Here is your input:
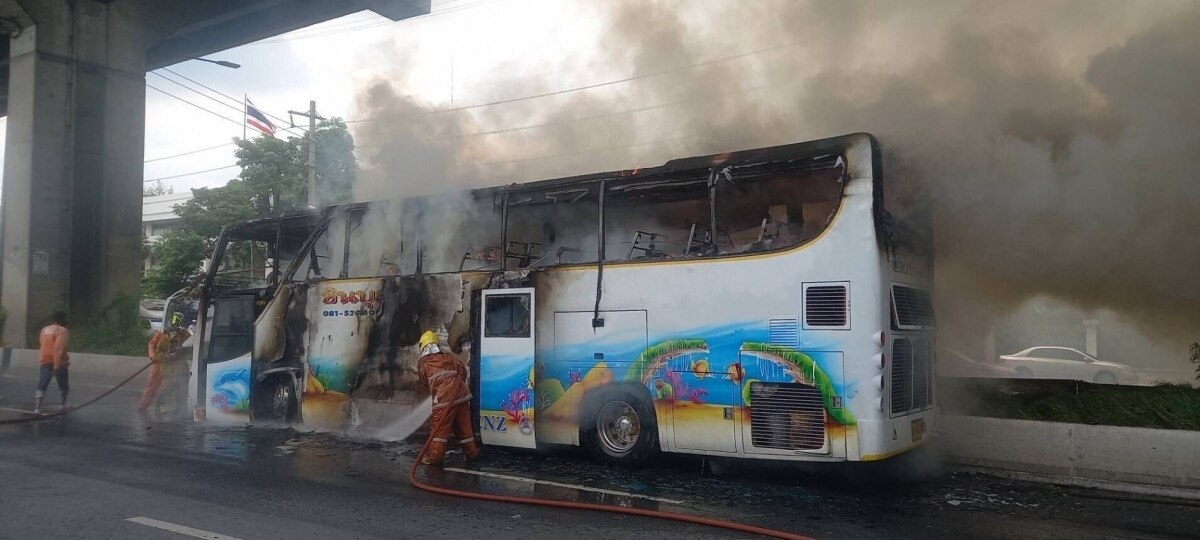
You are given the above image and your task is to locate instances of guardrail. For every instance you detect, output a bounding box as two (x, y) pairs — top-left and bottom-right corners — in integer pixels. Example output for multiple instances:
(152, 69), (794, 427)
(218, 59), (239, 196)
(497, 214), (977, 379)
(940, 414), (1200, 498)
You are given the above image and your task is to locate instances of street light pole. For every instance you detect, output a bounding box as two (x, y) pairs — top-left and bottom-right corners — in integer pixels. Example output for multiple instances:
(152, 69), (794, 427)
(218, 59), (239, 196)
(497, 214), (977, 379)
(307, 100), (317, 208)
(194, 57), (241, 69)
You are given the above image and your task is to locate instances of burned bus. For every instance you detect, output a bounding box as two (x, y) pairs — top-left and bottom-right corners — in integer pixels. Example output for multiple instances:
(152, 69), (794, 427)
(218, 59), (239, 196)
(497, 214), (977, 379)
(188, 132), (935, 465)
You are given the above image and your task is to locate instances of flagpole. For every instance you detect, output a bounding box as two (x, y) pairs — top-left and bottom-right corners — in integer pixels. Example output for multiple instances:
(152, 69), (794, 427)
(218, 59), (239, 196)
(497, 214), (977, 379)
(242, 94), (248, 140)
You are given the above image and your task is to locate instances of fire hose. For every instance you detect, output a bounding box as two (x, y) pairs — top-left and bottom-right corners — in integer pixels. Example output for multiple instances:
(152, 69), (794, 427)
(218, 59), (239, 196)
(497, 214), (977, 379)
(408, 431), (815, 540)
(2, 363), (812, 538)
(0, 362), (152, 425)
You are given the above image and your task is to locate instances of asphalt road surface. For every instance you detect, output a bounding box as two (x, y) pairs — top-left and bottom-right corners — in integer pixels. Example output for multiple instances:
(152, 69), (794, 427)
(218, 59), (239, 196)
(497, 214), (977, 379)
(1, 371), (1197, 539)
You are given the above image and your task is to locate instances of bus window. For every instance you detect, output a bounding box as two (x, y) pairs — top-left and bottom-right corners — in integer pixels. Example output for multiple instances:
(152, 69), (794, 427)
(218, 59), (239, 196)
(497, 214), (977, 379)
(208, 296), (254, 364)
(210, 238), (272, 292)
(715, 159), (845, 254)
(343, 203), (402, 278)
(484, 294), (532, 338)
(603, 173), (712, 261)
(290, 225), (333, 283)
(505, 186), (599, 268)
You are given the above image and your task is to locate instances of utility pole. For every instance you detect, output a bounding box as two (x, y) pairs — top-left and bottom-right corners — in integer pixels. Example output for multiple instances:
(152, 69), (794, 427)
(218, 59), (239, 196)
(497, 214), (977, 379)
(288, 101), (323, 207)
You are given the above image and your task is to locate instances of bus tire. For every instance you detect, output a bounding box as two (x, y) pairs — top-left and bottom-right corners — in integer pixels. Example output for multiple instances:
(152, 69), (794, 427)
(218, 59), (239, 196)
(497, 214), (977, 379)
(254, 374), (297, 424)
(581, 385), (657, 467)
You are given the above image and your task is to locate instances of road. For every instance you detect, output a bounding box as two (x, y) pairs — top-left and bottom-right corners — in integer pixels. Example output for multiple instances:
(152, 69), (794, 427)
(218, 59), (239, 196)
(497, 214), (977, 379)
(1, 371), (1197, 539)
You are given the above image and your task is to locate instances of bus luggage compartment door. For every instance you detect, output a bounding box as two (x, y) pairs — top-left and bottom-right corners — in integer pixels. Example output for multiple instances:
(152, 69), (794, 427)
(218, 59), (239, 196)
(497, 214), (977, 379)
(478, 288), (537, 449)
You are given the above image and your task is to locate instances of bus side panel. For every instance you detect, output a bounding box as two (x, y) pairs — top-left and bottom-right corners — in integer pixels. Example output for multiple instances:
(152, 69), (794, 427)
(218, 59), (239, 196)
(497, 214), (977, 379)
(300, 278), (384, 428)
(535, 310), (648, 446)
(529, 135), (880, 462)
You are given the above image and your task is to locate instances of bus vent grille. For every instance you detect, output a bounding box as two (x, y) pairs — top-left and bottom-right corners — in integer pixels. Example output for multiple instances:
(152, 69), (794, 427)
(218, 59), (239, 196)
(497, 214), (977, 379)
(768, 318), (799, 348)
(912, 339), (933, 409)
(805, 285), (848, 328)
(892, 285), (935, 329)
(891, 338), (933, 414)
(749, 382), (826, 450)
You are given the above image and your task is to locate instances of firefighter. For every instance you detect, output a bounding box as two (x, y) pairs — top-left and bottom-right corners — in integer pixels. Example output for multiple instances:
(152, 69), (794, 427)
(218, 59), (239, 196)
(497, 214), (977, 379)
(138, 314), (190, 414)
(416, 330), (480, 466)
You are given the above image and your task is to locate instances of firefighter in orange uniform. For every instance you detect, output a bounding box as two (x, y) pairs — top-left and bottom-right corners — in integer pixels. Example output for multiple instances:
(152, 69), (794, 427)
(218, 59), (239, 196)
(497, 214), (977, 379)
(417, 330), (480, 466)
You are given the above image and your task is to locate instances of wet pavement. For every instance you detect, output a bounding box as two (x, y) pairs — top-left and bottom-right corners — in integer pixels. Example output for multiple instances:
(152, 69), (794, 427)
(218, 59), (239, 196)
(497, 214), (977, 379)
(1, 372), (1198, 539)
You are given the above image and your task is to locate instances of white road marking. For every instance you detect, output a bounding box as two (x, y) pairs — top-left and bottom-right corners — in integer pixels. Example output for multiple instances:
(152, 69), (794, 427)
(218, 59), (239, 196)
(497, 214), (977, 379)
(126, 517), (242, 540)
(443, 467), (684, 504)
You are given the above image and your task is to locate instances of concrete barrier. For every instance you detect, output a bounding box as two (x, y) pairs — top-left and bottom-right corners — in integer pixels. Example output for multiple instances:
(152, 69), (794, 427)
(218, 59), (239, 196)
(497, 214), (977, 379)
(1, 347), (148, 380)
(940, 414), (1200, 498)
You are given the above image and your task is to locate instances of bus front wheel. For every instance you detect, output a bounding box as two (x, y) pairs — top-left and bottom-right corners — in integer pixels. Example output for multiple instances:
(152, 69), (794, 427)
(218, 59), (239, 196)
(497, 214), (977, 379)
(582, 386), (657, 467)
(253, 375), (297, 424)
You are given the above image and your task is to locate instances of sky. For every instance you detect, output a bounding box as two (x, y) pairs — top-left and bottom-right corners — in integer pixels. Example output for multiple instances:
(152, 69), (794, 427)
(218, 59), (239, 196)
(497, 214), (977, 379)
(0, 0), (598, 195)
(142, 0), (601, 194)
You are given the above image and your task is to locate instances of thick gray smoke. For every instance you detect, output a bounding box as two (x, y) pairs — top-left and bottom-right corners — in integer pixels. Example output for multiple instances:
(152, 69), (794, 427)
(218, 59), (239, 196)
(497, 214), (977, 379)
(352, 0), (1200, 371)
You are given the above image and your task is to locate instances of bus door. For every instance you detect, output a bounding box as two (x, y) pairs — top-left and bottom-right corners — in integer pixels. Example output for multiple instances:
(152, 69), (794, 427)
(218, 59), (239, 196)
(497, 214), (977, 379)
(478, 288), (536, 449)
(204, 295), (255, 423)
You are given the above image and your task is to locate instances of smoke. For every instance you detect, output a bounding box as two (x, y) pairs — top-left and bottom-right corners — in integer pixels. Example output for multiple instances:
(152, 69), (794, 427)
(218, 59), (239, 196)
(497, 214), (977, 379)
(352, 0), (1200, 368)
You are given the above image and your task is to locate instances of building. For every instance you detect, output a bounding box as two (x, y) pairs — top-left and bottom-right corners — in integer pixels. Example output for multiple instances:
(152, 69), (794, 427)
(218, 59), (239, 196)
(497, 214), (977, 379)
(143, 191), (193, 271)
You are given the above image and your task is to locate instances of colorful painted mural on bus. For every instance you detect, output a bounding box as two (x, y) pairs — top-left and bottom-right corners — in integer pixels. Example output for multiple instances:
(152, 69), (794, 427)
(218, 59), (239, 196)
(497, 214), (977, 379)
(207, 359), (250, 423)
(302, 279), (384, 428)
(534, 322), (854, 442)
(479, 353), (536, 446)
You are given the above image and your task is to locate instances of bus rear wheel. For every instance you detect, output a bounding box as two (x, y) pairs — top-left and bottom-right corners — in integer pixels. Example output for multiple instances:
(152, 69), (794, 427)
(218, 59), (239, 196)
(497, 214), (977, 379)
(582, 386), (657, 467)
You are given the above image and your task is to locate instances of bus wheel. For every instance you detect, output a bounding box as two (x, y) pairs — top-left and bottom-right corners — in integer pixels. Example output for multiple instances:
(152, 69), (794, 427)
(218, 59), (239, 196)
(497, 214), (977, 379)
(583, 386), (657, 467)
(254, 376), (296, 424)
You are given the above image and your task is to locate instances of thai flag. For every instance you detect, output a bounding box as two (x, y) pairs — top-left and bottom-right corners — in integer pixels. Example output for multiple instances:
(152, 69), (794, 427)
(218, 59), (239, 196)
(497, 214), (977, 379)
(245, 99), (276, 136)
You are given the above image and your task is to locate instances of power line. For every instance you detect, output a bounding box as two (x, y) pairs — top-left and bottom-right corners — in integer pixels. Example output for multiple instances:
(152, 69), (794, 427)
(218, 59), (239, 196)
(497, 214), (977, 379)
(355, 76), (791, 150)
(145, 141), (238, 163)
(144, 164), (240, 183)
(146, 84), (245, 128)
(447, 134), (697, 171)
(158, 68), (305, 138)
(150, 71), (244, 115)
(343, 37), (804, 126)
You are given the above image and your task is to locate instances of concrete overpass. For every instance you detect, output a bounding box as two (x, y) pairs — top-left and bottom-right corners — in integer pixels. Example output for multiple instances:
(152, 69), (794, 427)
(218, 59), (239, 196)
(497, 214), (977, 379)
(0, 0), (429, 346)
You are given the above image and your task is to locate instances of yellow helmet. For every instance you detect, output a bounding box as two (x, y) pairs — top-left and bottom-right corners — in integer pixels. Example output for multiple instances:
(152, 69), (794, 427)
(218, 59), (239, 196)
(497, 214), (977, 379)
(418, 330), (439, 350)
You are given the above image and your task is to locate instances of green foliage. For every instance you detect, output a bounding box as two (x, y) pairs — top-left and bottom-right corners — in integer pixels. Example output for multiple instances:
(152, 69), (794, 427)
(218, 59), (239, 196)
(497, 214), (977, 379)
(941, 379), (1200, 431)
(144, 120), (356, 297)
(1191, 342), (1200, 382)
(313, 118), (357, 206)
(72, 295), (150, 357)
(142, 228), (208, 299)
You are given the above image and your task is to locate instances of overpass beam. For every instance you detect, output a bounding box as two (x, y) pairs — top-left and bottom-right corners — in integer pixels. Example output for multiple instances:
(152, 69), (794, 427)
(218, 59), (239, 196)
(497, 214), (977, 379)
(2, 2), (146, 346)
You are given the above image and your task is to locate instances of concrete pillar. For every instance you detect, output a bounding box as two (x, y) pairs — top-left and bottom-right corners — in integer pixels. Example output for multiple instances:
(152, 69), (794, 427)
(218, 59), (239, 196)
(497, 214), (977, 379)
(2, 2), (147, 346)
(1083, 319), (1099, 357)
(984, 326), (997, 363)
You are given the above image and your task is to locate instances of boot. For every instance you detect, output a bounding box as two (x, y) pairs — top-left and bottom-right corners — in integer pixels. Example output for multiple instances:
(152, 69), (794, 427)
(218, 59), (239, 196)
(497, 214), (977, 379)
(463, 442), (481, 462)
(422, 441), (447, 466)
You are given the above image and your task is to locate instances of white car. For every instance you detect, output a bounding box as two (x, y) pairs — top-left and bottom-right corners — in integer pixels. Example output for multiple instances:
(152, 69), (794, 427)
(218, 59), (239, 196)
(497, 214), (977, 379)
(1000, 346), (1137, 385)
(140, 299), (165, 335)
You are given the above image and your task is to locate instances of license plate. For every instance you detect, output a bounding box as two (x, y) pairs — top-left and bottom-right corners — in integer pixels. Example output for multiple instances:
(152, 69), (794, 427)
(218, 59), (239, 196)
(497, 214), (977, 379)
(911, 419), (926, 442)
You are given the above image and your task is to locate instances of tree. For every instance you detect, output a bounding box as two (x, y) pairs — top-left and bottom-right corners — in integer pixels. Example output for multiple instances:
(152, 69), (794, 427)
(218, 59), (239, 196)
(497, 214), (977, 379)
(141, 228), (207, 299)
(314, 118), (357, 206)
(1191, 342), (1199, 383)
(143, 180), (174, 197)
(140, 120), (357, 299)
